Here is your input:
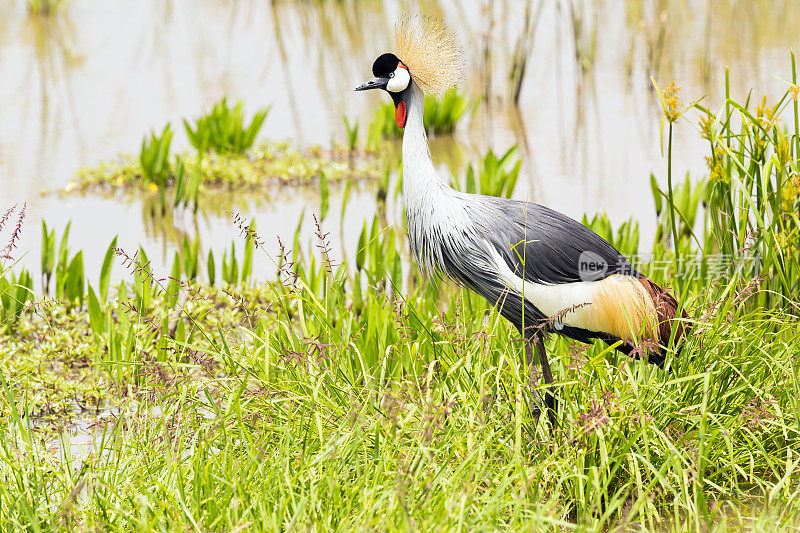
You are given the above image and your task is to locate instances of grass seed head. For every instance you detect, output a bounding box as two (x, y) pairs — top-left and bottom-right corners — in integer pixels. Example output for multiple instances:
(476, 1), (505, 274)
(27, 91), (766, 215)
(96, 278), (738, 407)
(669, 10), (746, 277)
(705, 147), (728, 184)
(662, 80), (682, 122)
(755, 94), (780, 126)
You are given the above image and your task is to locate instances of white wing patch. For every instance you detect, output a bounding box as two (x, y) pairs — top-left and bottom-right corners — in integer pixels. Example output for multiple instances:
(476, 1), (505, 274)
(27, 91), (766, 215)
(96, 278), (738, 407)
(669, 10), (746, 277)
(485, 241), (657, 342)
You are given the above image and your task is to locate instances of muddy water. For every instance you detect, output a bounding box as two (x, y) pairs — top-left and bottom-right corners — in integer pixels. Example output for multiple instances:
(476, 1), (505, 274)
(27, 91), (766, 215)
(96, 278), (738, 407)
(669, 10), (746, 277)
(2, 0), (799, 282)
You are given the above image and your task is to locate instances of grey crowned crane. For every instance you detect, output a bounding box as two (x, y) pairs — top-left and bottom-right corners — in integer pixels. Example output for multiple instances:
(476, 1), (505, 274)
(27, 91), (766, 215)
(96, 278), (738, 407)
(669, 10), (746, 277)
(355, 18), (686, 428)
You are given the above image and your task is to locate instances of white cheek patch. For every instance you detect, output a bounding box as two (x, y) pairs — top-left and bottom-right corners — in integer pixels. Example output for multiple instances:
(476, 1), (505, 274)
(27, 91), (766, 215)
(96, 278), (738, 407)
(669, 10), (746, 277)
(387, 67), (410, 93)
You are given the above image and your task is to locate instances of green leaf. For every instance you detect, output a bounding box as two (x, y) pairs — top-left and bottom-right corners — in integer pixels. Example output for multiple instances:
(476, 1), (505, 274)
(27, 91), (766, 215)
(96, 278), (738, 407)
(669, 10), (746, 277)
(207, 250), (216, 286)
(184, 99), (269, 154)
(650, 173), (663, 214)
(65, 251), (84, 307)
(99, 236), (117, 303)
(391, 252), (402, 290)
(505, 160), (522, 199)
(231, 252), (239, 286)
(40, 221), (54, 279)
(87, 285), (104, 338)
(136, 246), (152, 308)
(319, 171), (330, 222)
(242, 220), (255, 284)
(58, 221), (72, 271)
(166, 252), (181, 309)
(117, 283), (130, 332)
(173, 159), (187, 207)
(465, 165), (476, 194)
(341, 178), (353, 224)
(356, 223), (367, 272)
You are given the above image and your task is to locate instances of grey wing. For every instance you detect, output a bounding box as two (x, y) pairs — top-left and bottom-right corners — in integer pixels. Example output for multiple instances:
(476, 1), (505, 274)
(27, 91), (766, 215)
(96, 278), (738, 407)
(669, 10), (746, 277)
(479, 198), (640, 284)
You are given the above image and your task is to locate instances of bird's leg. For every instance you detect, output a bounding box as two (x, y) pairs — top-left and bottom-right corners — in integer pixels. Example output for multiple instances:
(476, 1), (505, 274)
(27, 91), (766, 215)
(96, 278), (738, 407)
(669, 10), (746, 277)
(533, 332), (557, 428)
(524, 337), (544, 427)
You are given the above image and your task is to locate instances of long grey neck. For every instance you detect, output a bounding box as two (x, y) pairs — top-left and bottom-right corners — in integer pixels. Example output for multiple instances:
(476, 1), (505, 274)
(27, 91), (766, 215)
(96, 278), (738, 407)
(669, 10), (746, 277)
(401, 82), (473, 277)
(401, 83), (450, 208)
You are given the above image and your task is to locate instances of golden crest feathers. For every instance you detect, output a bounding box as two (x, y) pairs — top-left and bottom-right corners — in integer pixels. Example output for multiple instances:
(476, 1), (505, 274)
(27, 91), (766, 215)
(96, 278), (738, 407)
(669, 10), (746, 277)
(395, 16), (463, 98)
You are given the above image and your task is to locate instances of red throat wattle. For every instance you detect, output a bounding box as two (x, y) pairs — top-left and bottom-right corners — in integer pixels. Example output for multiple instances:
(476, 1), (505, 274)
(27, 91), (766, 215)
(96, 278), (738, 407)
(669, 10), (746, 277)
(395, 100), (407, 129)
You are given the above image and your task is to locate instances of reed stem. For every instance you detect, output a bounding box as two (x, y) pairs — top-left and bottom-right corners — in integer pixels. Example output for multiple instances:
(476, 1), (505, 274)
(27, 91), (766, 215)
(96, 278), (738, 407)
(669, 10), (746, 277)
(666, 122), (680, 286)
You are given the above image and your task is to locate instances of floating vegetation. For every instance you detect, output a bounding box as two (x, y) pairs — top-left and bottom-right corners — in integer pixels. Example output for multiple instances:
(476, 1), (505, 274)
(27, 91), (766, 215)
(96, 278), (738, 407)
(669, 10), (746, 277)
(64, 141), (380, 195)
(60, 97), (379, 206)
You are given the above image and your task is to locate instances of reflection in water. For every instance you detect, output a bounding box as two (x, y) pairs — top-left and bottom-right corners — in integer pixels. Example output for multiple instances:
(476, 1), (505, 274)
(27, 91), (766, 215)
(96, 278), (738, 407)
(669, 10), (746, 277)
(566, 0), (598, 74)
(1, 0), (799, 278)
(137, 183), (336, 254)
(25, 11), (81, 189)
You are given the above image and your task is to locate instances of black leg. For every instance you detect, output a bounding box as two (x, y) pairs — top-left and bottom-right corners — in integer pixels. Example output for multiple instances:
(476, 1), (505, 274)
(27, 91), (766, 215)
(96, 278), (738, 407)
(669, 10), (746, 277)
(533, 332), (557, 429)
(524, 339), (544, 427)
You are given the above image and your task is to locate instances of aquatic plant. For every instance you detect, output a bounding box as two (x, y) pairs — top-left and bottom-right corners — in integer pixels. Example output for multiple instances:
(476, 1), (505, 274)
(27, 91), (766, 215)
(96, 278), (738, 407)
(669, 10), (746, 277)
(180, 235), (199, 282)
(507, 0), (544, 104)
(367, 89), (470, 148)
(171, 159), (201, 213)
(59, 100), (377, 204)
(139, 124), (173, 211)
(0, 269), (33, 333)
(649, 172), (707, 249)
(343, 116), (359, 155)
(423, 89), (470, 135)
(452, 146), (521, 198)
(581, 213), (640, 258)
(183, 98), (270, 155)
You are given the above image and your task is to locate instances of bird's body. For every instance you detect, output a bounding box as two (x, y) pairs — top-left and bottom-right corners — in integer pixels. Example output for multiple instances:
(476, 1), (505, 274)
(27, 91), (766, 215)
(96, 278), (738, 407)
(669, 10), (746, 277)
(356, 18), (684, 426)
(400, 82), (680, 364)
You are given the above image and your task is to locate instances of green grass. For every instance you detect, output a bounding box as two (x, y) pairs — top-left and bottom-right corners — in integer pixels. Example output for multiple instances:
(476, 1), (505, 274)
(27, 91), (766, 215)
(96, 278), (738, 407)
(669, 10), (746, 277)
(2, 61), (800, 530)
(1, 231), (798, 530)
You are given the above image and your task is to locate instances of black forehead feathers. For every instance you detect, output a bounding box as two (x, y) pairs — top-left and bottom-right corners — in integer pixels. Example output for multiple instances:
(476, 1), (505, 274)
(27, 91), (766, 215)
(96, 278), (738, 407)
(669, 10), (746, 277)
(372, 53), (400, 77)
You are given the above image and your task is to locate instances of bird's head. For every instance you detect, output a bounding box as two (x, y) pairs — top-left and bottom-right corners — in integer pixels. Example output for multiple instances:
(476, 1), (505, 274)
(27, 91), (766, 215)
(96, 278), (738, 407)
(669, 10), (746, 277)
(355, 53), (412, 128)
(354, 16), (462, 131)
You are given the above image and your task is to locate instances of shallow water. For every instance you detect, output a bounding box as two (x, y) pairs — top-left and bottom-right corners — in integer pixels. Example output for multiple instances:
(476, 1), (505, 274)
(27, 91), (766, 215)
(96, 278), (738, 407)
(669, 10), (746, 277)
(44, 406), (117, 466)
(2, 0), (799, 281)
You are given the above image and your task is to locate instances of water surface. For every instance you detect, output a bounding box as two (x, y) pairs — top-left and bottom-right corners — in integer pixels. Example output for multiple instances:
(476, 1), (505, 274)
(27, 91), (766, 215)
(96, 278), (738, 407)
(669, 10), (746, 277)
(2, 0), (798, 281)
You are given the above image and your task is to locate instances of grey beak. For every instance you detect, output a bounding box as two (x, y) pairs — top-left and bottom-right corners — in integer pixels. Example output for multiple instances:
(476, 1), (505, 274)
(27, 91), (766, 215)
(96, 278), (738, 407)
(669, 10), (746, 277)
(354, 76), (390, 91)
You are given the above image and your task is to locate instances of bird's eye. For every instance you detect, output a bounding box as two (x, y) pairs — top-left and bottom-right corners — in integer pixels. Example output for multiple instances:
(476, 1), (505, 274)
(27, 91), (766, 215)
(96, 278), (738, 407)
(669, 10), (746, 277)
(389, 72), (395, 78)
